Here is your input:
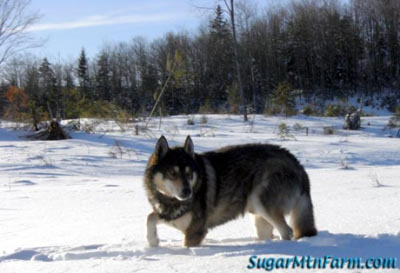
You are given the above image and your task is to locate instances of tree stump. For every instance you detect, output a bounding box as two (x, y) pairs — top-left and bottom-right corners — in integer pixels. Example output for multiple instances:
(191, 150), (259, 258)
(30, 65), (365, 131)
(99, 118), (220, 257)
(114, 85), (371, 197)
(47, 120), (70, 140)
(344, 109), (361, 130)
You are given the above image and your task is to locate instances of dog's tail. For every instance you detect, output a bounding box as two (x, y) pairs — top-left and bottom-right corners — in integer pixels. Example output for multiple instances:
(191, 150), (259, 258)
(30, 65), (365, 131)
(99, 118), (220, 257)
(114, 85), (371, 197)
(291, 173), (317, 239)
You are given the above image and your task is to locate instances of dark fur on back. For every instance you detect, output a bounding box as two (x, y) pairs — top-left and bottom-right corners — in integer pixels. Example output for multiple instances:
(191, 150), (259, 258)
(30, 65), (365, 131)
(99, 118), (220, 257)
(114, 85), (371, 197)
(202, 144), (311, 227)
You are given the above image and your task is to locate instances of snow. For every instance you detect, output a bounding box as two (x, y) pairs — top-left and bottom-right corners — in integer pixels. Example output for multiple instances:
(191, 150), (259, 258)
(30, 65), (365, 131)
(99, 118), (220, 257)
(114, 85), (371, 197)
(0, 115), (399, 272)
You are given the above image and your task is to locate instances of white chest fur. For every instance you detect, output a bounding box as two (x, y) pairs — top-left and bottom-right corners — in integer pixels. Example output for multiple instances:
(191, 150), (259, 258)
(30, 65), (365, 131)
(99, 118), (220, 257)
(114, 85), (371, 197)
(165, 212), (192, 232)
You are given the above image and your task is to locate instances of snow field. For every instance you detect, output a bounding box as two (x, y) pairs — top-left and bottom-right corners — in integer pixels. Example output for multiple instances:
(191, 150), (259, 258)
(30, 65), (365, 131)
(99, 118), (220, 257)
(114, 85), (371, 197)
(0, 115), (399, 272)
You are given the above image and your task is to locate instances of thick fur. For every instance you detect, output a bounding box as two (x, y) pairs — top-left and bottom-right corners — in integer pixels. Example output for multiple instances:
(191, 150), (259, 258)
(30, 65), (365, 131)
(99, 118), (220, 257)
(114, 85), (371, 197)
(144, 136), (317, 247)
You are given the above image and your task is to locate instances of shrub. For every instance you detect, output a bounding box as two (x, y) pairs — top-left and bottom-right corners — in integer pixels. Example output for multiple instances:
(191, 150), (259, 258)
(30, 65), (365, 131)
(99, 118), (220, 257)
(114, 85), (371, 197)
(277, 122), (294, 139)
(64, 88), (84, 119)
(264, 105), (281, 116)
(200, 115), (208, 124)
(4, 86), (29, 122)
(325, 103), (360, 117)
(268, 82), (296, 116)
(293, 123), (304, 131)
(109, 140), (125, 159)
(394, 107), (400, 119)
(302, 104), (320, 116)
(199, 100), (214, 114)
(80, 100), (131, 120)
(28, 101), (49, 131)
(187, 117), (195, 125)
(387, 107), (400, 128)
(323, 126), (335, 135)
(325, 104), (345, 117)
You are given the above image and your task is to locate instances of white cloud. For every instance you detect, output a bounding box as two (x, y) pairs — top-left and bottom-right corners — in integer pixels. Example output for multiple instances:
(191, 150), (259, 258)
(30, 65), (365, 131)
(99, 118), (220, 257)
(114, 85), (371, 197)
(28, 12), (187, 32)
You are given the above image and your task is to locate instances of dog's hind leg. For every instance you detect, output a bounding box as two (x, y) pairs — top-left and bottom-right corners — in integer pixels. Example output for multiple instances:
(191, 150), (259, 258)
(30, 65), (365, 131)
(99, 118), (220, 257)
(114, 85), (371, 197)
(251, 197), (293, 240)
(290, 194), (317, 239)
(147, 212), (160, 247)
(253, 215), (274, 240)
(263, 212), (293, 240)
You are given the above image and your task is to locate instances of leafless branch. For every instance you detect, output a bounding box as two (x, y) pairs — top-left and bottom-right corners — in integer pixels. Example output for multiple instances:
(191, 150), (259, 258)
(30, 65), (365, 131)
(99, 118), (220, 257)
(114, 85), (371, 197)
(0, 0), (41, 66)
(222, 0), (232, 13)
(191, 4), (214, 11)
(191, 1), (230, 17)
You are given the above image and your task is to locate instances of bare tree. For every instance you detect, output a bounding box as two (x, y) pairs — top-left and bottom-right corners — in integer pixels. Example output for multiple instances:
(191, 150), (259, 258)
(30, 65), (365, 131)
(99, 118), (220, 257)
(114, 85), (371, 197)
(223, 0), (248, 121)
(1, 54), (26, 86)
(193, 0), (248, 120)
(0, 0), (40, 66)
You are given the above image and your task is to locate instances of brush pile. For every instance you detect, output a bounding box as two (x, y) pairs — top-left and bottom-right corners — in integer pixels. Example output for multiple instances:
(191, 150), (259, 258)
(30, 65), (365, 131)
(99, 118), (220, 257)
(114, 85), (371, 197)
(26, 119), (71, 140)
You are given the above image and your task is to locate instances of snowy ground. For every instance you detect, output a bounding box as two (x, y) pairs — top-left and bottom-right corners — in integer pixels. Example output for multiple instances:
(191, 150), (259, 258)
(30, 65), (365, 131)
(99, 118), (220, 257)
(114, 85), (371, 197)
(0, 115), (399, 272)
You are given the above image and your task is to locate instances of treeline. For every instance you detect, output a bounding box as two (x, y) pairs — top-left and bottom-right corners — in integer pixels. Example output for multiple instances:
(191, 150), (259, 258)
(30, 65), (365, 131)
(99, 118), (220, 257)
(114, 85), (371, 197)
(1, 0), (400, 122)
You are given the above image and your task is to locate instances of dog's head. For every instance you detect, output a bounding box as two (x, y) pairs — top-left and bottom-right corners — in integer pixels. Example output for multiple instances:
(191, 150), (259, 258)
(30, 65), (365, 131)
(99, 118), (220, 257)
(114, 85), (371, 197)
(147, 135), (199, 201)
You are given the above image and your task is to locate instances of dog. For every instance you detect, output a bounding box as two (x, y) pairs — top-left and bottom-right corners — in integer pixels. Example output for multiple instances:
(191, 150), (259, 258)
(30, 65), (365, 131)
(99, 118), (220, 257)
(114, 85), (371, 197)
(144, 135), (317, 247)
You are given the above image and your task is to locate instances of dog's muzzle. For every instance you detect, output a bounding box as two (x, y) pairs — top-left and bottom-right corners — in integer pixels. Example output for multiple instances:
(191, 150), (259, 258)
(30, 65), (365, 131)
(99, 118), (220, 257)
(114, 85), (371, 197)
(177, 188), (192, 201)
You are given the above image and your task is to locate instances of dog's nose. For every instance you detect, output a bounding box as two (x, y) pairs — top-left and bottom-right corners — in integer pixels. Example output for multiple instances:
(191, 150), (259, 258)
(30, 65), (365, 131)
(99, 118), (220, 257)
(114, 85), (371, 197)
(181, 188), (192, 198)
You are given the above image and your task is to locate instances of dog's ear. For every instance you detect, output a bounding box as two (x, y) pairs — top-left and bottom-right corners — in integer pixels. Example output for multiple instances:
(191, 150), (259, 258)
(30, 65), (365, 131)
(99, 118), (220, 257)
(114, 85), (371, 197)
(155, 135), (169, 159)
(184, 135), (194, 158)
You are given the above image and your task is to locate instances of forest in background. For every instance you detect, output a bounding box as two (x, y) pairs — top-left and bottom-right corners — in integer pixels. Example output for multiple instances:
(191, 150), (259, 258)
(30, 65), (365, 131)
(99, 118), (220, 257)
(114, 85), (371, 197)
(1, 0), (400, 125)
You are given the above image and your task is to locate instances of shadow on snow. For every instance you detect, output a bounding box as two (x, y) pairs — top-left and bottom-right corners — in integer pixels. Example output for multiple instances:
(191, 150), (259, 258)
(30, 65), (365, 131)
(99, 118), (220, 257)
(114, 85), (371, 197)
(1, 231), (398, 267)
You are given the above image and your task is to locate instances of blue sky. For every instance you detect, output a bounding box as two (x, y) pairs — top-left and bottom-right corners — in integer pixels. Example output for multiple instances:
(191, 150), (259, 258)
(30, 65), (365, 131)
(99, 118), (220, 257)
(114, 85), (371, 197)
(27, 0), (270, 61)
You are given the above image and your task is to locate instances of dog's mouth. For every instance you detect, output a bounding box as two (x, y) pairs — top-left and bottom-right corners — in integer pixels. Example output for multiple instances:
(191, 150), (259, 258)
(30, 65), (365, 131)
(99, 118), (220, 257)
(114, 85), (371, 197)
(155, 182), (193, 201)
(175, 194), (192, 201)
(175, 189), (192, 201)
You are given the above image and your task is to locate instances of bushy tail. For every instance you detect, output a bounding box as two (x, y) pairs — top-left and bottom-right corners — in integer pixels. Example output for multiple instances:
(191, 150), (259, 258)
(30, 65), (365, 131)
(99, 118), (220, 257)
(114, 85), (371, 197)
(290, 193), (317, 239)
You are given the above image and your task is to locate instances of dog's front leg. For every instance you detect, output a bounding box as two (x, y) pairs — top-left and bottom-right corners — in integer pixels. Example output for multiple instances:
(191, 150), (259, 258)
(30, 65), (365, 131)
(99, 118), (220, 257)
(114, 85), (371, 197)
(184, 220), (207, 247)
(147, 212), (160, 247)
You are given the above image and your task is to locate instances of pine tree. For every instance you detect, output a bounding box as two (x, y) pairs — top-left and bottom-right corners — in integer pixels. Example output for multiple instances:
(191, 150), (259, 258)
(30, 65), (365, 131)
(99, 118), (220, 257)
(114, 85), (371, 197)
(207, 5), (235, 110)
(64, 67), (74, 91)
(77, 48), (90, 97)
(270, 81), (295, 116)
(210, 5), (231, 39)
(39, 58), (55, 92)
(24, 63), (40, 100)
(95, 51), (111, 101)
(38, 58), (58, 118)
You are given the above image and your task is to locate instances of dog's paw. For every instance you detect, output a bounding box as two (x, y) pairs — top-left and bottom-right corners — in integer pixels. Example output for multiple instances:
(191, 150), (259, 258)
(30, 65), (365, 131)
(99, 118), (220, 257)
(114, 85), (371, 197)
(276, 225), (293, 240)
(147, 235), (160, 247)
(281, 229), (293, 240)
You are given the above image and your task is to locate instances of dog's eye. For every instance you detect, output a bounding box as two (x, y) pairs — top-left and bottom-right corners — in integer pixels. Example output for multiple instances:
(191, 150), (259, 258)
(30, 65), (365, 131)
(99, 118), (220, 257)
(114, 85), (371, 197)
(186, 170), (193, 179)
(168, 170), (177, 178)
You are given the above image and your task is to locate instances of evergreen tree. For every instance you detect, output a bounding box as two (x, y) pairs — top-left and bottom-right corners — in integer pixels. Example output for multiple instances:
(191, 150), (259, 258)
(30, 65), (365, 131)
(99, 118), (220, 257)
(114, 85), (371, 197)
(64, 66), (75, 91)
(95, 51), (111, 101)
(24, 64), (40, 99)
(77, 48), (90, 97)
(38, 58), (58, 117)
(207, 5), (235, 109)
(270, 81), (295, 116)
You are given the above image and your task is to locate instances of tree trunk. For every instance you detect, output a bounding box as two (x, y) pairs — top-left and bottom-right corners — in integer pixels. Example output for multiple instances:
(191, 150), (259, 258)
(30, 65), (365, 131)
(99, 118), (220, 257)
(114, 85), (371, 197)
(228, 0), (248, 122)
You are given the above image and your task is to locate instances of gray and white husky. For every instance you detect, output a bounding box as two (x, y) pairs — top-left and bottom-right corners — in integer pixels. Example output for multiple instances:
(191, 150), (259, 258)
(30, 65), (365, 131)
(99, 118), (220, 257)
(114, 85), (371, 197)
(144, 136), (317, 247)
